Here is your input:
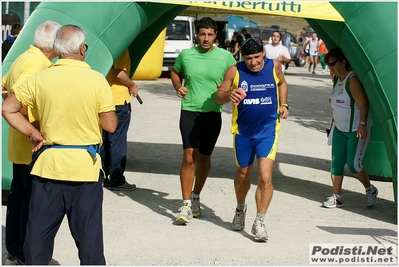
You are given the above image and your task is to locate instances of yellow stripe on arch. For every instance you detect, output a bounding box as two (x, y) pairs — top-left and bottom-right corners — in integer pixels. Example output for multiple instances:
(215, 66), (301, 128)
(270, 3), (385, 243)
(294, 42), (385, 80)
(164, 1), (344, 22)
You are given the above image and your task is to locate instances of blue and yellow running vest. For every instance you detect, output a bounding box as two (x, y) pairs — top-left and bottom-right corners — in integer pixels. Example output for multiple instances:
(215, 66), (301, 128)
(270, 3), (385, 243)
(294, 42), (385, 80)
(231, 58), (280, 138)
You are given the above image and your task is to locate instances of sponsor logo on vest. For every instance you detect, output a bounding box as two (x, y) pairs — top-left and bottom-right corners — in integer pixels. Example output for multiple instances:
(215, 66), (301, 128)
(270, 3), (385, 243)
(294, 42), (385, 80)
(240, 80), (249, 92)
(261, 97), (272, 104)
(249, 83), (274, 91)
(243, 98), (260, 105)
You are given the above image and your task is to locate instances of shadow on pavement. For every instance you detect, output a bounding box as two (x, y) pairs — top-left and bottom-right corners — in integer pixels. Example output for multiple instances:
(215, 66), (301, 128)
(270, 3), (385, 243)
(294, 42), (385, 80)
(117, 141), (398, 226)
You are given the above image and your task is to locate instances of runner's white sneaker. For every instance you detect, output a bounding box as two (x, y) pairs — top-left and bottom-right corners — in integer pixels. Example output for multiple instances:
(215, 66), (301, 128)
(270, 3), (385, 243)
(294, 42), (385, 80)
(176, 204), (193, 224)
(322, 195), (344, 208)
(232, 205), (247, 231)
(366, 185), (378, 207)
(251, 219), (268, 242)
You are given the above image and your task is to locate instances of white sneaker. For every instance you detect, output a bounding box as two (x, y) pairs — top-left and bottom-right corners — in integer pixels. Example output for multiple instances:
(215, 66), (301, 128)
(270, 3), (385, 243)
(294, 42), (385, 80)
(175, 204), (193, 224)
(232, 205), (247, 231)
(366, 185), (378, 207)
(322, 195), (344, 208)
(251, 219), (268, 242)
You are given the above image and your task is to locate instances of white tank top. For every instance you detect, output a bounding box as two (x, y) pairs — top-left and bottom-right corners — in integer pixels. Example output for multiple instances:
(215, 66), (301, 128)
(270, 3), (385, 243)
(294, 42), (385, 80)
(329, 71), (372, 132)
(309, 39), (318, 56)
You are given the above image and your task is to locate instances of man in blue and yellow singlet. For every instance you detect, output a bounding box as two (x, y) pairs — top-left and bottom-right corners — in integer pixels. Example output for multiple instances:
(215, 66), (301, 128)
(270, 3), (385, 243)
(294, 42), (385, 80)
(171, 17), (237, 225)
(216, 38), (289, 242)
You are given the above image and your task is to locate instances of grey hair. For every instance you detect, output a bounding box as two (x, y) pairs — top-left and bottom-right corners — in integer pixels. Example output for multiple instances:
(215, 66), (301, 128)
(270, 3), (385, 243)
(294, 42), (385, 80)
(33, 20), (61, 52)
(53, 25), (86, 58)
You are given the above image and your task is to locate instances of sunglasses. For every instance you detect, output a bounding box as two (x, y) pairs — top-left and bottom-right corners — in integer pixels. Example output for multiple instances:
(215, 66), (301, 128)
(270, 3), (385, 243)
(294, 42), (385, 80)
(326, 60), (339, 67)
(81, 43), (89, 52)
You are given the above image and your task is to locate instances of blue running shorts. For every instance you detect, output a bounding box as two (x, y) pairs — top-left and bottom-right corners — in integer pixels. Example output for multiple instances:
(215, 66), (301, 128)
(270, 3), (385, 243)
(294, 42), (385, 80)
(233, 134), (279, 168)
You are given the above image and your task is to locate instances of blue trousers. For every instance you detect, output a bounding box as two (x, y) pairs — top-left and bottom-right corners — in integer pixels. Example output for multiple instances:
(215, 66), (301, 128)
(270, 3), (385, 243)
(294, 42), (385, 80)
(23, 176), (105, 265)
(5, 164), (32, 262)
(101, 102), (131, 187)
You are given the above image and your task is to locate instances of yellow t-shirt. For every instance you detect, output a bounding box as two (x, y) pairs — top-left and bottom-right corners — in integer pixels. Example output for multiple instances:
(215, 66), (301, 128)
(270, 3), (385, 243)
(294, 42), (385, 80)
(13, 59), (115, 182)
(2, 45), (53, 164)
(105, 49), (132, 105)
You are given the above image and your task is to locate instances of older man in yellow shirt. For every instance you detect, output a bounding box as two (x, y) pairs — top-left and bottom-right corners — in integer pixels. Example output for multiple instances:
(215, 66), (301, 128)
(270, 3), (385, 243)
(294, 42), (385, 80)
(2, 24), (117, 265)
(2, 20), (61, 265)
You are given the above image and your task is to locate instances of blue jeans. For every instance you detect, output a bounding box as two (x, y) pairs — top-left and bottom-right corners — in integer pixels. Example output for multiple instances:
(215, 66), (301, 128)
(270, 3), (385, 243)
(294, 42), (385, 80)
(6, 164), (32, 262)
(101, 102), (131, 187)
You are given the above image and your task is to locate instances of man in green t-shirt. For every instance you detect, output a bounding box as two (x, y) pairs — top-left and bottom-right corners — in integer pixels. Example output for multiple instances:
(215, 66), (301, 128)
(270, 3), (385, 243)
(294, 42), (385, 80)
(171, 17), (236, 225)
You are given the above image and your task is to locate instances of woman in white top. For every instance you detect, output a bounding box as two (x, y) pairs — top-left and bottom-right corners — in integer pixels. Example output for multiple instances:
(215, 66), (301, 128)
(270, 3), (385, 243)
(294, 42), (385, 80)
(304, 32), (319, 74)
(322, 46), (378, 209)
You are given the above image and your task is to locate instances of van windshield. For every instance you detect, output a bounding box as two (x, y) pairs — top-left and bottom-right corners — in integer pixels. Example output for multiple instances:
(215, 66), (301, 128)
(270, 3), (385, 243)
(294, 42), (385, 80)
(166, 20), (191, 40)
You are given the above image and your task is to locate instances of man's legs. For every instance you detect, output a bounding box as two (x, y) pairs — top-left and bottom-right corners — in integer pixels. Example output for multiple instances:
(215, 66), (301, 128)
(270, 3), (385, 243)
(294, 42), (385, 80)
(68, 178), (105, 265)
(176, 148), (196, 224)
(194, 111), (221, 195)
(176, 111), (221, 223)
(191, 111), (222, 217)
(231, 165), (253, 231)
(255, 157), (274, 214)
(250, 157), (274, 242)
(180, 148), (197, 200)
(231, 134), (254, 231)
(192, 153), (211, 196)
(108, 103), (132, 188)
(176, 111), (198, 224)
(5, 164), (23, 261)
(234, 165), (253, 205)
(5, 164), (32, 263)
(178, 149), (212, 221)
(24, 177), (65, 265)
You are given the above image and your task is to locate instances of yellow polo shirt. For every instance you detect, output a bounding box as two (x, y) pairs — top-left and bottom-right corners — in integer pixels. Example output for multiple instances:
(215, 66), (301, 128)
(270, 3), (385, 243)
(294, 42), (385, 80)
(105, 49), (132, 105)
(2, 45), (53, 164)
(13, 59), (115, 182)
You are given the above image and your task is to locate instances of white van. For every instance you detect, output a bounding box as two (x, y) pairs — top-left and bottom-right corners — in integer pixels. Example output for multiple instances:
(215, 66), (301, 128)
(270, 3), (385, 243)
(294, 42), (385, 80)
(162, 16), (196, 73)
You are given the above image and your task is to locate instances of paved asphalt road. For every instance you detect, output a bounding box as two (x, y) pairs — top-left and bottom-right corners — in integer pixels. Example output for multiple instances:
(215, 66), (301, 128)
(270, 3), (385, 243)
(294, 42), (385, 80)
(2, 63), (397, 266)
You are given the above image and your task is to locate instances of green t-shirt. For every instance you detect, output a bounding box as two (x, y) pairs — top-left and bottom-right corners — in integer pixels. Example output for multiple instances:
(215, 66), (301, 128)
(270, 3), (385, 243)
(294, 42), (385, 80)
(174, 45), (236, 112)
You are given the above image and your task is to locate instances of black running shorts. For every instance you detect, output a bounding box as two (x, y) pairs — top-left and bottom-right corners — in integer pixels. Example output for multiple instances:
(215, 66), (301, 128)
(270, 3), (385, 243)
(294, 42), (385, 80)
(179, 110), (222, 155)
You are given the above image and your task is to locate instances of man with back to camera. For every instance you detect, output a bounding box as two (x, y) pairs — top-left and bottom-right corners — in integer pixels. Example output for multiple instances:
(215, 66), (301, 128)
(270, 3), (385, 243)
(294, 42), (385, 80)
(102, 48), (139, 190)
(264, 30), (292, 73)
(2, 24), (117, 264)
(171, 17), (237, 225)
(2, 20), (61, 265)
(216, 38), (289, 242)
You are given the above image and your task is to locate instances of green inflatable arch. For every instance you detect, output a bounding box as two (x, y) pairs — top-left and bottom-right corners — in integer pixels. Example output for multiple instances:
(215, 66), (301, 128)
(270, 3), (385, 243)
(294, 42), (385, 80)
(2, 2), (397, 203)
(2, 1), (187, 193)
(306, 2), (397, 202)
